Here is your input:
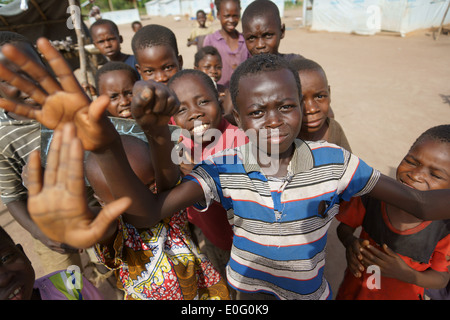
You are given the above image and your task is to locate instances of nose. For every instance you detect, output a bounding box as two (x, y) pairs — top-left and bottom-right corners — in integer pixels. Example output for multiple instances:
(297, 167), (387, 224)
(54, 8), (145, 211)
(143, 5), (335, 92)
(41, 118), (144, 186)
(256, 37), (265, 49)
(303, 98), (320, 114)
(188, 105), (204, 121)
(154, 70), (169, 84)
(409, 166), (426, 182)
(118, 94), (131, 106)
(265, 109), (283, 129)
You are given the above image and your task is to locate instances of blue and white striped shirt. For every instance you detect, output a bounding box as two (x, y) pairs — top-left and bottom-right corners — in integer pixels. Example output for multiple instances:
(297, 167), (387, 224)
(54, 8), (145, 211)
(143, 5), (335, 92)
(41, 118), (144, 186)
(184, 139), (380, 300)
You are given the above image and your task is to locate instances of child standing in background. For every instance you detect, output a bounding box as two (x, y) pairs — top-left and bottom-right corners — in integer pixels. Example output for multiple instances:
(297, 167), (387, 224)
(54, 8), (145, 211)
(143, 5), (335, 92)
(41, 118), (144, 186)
(291, 58), (345, 148)
(202, 0), (250, 88)
(335, 125), (450, 300)
(187, 10), (214, 50)
(131, 24), (183, 85)
(241, 0), (304, 61)
(90, 19), (138, 72)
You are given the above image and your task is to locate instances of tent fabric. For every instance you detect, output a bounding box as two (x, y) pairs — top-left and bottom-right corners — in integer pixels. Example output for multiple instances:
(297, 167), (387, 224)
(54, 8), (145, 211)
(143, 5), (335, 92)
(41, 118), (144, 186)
(310, 0), (450, 36)
(0, 0), (87, 69)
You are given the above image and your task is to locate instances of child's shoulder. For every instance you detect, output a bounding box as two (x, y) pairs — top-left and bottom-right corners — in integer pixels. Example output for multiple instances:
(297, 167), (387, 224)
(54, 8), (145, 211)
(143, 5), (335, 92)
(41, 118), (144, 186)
(303, 139), (351, 164)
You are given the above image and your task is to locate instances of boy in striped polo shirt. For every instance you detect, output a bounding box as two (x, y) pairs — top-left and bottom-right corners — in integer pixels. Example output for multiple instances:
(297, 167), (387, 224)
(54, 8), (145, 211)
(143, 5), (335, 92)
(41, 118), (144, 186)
(1, 43), (450, 300)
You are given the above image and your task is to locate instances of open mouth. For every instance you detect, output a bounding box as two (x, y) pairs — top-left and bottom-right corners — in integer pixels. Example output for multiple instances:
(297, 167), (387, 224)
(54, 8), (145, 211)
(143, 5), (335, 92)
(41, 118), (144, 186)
(191, 123), (210, 136)
(118, 108), (132, 118)
(8, 286), (23, 300)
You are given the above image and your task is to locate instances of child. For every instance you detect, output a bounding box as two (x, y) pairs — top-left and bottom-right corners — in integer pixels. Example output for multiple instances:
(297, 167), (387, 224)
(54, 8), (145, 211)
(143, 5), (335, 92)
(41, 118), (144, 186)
(95, 61), (139, 119)
(0, 226), (103, 300)
(335, 125), (450, 300)
(193, 46), (237, 125)
(241, 0), (304, 61)
(131, 24), (183, 85)
(187, 10), (214, 49)
(291, 58), (346, 149)
(167, 69), (248, 278)
(2, 43), (450, 300)
(203, 0), (250, 88)
(90, 19), (138, 72)
(194, 46), (224, 91)
(86, 134), (230, 300)
(131, 20), (142, 33)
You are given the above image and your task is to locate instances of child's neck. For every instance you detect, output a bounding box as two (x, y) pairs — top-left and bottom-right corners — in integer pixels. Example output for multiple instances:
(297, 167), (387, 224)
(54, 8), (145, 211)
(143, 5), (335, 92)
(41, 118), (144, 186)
(257, 144), (295, 179)
(385, 203), (424, 231)
(109, 52), (128, 62)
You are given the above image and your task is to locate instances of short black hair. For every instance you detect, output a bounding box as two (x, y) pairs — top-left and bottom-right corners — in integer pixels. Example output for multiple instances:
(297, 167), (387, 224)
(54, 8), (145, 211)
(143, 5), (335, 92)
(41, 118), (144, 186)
(168, 69), (219, 101)
(194, 46), (222, 67)
(196, 9), (206, 16)
(242, 0), (281, 27)
(413, 125), (450, 148)
(229, 53), (302, 110)
(89, 19), (120, 36)
(215, 0), (240, 12)
(131, 24), (179, 57)
(95, 61), (139, 90)
(0, 31), (32, 47)
(0, 226), (15, 246)
(290, 57), (324, 74)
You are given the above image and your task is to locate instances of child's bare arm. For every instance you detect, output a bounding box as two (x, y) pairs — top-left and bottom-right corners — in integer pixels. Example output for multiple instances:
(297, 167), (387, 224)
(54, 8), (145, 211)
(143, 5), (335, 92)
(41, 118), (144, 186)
(131, 80), (181, 191)
(369, 174), (450, 220)
(336, 222), (368, 278)
(27, 123), (131, 248)
(361, 244), (450, 289)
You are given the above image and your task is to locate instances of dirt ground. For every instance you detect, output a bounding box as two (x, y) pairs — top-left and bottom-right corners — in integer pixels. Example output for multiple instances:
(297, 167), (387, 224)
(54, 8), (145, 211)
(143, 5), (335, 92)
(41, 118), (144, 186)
(1, 7), (449, 299)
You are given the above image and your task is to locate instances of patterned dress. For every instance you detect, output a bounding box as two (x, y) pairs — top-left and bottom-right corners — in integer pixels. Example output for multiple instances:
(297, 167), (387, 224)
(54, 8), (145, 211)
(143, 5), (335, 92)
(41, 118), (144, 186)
(94, 210), (230, 300)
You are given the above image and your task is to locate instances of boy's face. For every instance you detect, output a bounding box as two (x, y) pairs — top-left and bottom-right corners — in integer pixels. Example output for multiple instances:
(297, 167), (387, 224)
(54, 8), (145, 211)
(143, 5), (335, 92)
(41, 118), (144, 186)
(397, 138), (450, 191)
(197, 12), (207, 28)
(135, 45), (182, 84)
(98, 70), (135, 118)
(0, 240), (35, 300)
(171, 74), (222, 145)
(132, 23), (142, 33)
(243, 15), (285, 56)
(218, 1), (240, 33)
(91, 24), (122, 60)
(233, 68), (302, 157)
(195, 54), (222, 83)
(298, 69), (330, 135)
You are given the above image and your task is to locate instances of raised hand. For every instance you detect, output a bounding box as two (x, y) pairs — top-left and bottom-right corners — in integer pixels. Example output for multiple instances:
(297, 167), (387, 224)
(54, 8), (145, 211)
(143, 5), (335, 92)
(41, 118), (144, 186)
(26, 122), (131, 248)
(0, 37), (118, 151)
(131, 79), (179, 135)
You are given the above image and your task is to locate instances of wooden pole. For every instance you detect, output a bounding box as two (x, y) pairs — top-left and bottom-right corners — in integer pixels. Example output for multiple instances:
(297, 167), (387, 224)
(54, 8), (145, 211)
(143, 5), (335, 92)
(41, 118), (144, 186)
(68, 0), (91, 98)
(436, 0), (450, 40)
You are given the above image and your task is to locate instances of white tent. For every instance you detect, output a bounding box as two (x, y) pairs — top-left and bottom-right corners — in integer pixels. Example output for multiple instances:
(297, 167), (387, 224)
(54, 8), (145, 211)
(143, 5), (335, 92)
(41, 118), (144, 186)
(308, 0), (450, 36)
(145, 0), (285, 18)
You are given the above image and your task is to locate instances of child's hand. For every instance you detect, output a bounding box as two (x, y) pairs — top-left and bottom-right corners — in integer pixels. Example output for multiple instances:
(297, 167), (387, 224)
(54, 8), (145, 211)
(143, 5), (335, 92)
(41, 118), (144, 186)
(131, 80), (179, 136)
(360, 243), (414, 282)
(0, 37), (118, 151)
(26, 122), (131, 249)
(345, 238), (370, 278)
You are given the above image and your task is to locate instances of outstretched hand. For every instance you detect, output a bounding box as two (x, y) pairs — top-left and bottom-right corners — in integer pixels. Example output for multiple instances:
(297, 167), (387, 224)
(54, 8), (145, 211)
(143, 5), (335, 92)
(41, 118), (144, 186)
(0, 37), (118, 151)
(26, 123), (131, 249)
(131, 79), (179, 136)
(345, 238), (370, 278)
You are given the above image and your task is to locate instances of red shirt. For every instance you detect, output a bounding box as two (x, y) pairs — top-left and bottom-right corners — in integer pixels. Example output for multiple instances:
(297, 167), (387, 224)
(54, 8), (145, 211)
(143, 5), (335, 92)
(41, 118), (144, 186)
(335, 197), (450, 300)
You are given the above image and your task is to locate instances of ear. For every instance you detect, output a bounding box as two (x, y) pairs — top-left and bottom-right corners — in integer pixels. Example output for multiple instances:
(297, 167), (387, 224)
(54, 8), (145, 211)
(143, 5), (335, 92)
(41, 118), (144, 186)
(177, 55), (184, 70)
(135, 64), (142, 77)
(232, 108), (241, 129)
(119, 35), (123, 44)
(280, 23), (286, 39)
